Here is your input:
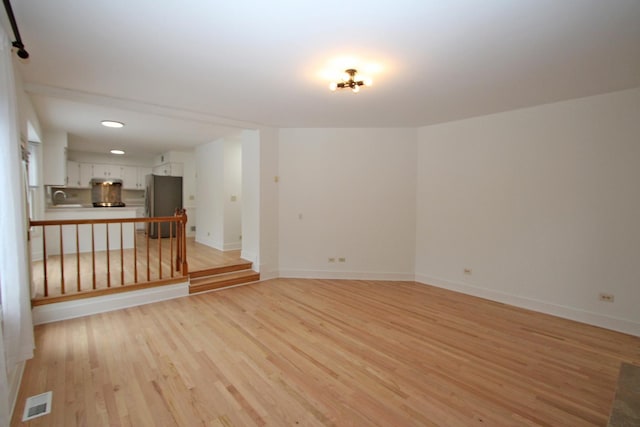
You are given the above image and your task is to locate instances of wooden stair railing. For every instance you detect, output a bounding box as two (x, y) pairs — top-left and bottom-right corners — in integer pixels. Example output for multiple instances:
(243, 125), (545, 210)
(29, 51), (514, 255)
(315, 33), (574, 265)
(29, 210), (188, 304)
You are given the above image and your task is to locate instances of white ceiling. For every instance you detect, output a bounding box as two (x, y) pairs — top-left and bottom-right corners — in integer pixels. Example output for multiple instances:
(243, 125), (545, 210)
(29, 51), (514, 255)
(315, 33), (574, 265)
(6, 0), (640, 155)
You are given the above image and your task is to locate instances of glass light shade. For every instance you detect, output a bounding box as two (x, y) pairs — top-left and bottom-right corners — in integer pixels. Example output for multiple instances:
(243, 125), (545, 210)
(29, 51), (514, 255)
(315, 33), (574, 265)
(101, 120), (124, 128)
(352, 85), (360, 93)
(363, 78), (373, 87)
(342, 72), (351, 82)
(329, 82), (338, 91)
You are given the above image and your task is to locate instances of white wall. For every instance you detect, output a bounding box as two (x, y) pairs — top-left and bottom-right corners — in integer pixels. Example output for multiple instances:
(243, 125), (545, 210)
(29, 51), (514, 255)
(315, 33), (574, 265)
(278, 128), (417, 280)
(223, 137), (242, 250)
(416, 88), (640, 335)
(195, 139), (224, 248)
(241, 130), (260, 267)
(195, 136), (242, 251)
(257, 127), (279, 278)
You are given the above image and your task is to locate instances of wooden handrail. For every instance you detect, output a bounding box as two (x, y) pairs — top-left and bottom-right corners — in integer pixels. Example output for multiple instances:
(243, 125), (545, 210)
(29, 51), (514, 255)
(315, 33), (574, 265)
(29, 211), (188, 302)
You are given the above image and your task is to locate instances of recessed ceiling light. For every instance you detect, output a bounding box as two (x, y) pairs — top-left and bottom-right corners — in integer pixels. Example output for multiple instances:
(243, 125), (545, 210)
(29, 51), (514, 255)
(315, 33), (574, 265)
(110, 149), (125, 155)
(101, 120), (124, 128)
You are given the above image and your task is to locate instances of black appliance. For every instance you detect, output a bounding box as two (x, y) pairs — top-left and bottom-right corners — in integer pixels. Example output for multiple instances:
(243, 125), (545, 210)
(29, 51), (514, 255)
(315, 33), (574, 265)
(145, 175), (183, 238)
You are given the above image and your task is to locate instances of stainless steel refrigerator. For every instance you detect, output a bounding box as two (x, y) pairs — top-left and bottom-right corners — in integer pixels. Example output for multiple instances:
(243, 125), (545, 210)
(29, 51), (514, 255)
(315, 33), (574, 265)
(145, 175), (183, 238)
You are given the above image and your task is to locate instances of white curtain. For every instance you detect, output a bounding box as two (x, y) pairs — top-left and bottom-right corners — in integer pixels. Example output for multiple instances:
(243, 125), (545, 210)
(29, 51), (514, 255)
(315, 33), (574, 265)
(0, 25), (35, 425)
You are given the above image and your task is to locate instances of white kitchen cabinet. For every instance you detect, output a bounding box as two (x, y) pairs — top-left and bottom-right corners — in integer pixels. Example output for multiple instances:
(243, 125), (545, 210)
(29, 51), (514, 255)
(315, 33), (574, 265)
(137, 167), (152, 189)
(122, 166), (139, 189)
(66, 160), (80, 187)
(43, 132), (68, 186)
(152, 162), (183, 177)
(92, 164), (123, 179)
(79, 163), (93, 187)
(123, 166), (151, 189)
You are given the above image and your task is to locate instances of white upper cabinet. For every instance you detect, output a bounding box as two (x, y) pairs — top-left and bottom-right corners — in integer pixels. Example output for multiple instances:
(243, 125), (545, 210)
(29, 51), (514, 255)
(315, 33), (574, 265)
(137, 167), (152, 188)
(122, 166), (138, 189)
(79, 163), (93, 187)
(43, 131), (68, 186)
(152, 162), (183, 177)
(92, 164), (123, 179)
(66, 160), (80, 187)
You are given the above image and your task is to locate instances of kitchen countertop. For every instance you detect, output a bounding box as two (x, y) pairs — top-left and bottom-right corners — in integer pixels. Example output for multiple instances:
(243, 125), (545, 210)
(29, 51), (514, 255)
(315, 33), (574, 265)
(46, 205), (143, 212)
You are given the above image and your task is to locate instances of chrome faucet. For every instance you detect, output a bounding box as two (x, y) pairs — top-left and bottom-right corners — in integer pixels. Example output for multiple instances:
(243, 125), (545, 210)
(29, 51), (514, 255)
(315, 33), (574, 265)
(53, 190), (67, 201)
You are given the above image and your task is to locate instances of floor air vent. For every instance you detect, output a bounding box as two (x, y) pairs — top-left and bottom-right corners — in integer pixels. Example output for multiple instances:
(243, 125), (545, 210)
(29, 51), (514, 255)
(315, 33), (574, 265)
(22, 391), (52, 421)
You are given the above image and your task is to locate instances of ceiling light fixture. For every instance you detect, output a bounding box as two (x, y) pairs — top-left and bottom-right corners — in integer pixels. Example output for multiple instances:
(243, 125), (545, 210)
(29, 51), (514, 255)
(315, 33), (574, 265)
(101, 120), (124, 128)
(110, 149), (125, 155)
(329, 69), (371, 93)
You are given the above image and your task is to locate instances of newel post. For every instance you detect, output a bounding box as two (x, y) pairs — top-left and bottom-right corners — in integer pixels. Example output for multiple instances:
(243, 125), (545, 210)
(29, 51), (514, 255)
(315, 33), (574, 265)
(175, 208), (188, 275)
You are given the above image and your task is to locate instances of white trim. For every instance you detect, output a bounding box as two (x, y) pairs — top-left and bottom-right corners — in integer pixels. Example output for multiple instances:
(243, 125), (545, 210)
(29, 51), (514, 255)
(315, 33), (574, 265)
(416, 274), (640, 337)
(279, 269), (415, 281)
(240, 250), (258, 266)
(223, 241), (242, 251)
(8, 361), (25, 424)
(32, 282), (189, 325)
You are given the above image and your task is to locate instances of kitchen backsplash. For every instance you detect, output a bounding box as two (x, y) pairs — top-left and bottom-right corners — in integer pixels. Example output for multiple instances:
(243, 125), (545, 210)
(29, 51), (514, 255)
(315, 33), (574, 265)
(49, 187), (145, 207)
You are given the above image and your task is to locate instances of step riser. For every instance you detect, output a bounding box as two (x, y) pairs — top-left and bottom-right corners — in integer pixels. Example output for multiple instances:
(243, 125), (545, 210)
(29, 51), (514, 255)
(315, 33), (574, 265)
(190, 263), (253, 278)
(189, 274), (260, 294)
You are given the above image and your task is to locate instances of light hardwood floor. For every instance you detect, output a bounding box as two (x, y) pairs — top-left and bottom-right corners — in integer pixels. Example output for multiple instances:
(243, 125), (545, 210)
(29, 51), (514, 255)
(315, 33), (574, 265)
(12, 279), (640, 426)
(30, 233), (244, 299)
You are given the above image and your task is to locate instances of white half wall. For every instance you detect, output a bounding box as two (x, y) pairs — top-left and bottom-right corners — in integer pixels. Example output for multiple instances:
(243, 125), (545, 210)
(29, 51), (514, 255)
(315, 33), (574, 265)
(416, 88), (640, 336)
(278, 128), (417, 280)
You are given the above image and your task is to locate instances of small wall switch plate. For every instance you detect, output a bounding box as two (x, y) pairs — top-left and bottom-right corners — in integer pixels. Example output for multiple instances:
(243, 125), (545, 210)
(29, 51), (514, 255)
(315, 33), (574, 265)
(598, 293), (614, 302)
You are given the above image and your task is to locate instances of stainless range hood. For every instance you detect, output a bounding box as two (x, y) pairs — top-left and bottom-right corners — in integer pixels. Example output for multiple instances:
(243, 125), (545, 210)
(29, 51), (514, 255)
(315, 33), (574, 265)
(90, 178), (125, 207)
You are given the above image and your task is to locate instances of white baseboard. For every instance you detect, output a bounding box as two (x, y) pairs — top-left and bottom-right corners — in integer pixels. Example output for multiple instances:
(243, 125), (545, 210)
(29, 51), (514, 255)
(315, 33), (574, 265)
(279, 269), (415, 281)
(32, 282), (189, 325)
(241, 250), (258, 266)
(416, 274), (640, 337)
(8, 361), (25, 424)
(223, 241), (242, 251)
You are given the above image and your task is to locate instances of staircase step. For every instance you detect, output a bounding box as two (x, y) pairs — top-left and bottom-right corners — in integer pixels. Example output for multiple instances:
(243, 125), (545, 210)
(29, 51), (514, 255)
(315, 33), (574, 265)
(189, 269), (260, 294)
(189, 261), (253, 279)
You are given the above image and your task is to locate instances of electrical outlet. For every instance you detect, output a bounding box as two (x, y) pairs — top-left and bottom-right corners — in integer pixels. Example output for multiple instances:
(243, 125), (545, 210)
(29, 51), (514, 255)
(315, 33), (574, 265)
(338, 257), (346, 263)
(464, 268), (472, 275)
(328, 257), (336, 263)
(598, 293), (614, 302)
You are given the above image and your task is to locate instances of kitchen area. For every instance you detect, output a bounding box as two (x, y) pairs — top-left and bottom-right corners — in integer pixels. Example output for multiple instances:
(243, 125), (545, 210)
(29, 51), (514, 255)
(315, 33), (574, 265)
(30, 130), (197, 261)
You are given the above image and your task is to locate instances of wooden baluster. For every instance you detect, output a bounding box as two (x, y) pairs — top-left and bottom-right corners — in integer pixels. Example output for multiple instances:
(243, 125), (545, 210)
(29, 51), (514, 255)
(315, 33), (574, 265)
(169, 220), (174, 278)
(42, 225), (48, 297)
(59, 224), (65, 294)
(120, 223), (124, 285)
(91, 223), (96, 289)
(175, 212), (181, 273)
(180, 209), (188, 275)
(106, 223), (111, 287)
(157, 222), (162, 279)
(134, 222), (138, 283)
(146, 226), (150, 282)
(76, 224), (81, 292)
